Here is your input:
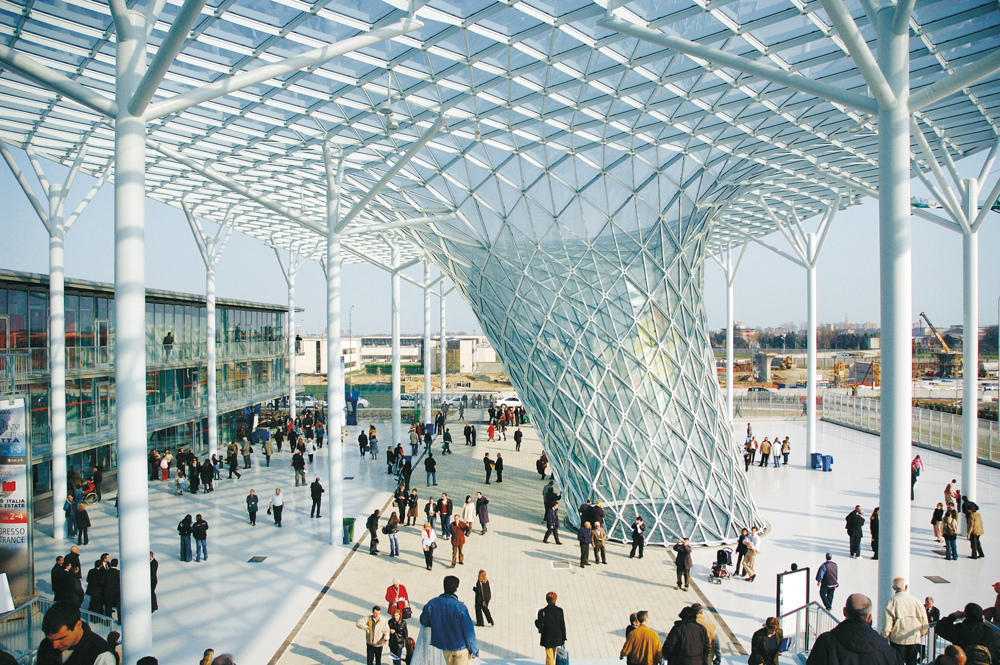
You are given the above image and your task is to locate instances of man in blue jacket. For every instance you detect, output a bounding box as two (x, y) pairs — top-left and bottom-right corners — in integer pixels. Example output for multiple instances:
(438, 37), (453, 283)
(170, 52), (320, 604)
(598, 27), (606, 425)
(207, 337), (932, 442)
(420, 576), (479, 665)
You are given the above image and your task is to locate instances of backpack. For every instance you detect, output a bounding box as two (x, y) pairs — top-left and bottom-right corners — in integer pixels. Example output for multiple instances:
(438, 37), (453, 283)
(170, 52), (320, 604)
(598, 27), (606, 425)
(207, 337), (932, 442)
(943, 519), (958, 537)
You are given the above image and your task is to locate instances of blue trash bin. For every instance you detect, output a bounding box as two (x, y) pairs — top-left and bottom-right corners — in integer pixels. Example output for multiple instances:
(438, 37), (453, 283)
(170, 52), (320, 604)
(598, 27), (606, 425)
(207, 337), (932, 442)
(426, 423), (434, 437)
(822, 455), (834, 472)
(810, 452), (823, 469)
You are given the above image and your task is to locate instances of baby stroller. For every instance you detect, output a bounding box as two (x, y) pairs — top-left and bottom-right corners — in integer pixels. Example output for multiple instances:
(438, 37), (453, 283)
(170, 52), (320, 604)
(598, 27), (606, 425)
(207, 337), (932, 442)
(708, 547), (733, 584)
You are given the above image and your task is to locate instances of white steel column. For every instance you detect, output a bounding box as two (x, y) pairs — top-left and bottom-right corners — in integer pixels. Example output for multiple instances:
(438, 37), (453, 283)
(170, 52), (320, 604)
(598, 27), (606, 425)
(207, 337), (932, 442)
(806, 233), (818, 463)
(391, 245), (401, 451)
(962, 178), (979, 505)
(49, 227), (67, 540)
(288, 273), (297, 421)
(182, 204), (234, 460)
(439, 285), (447, 407)
(205, 268), (218, 457)
(114, 9), (154, 661)
(423, 263), (432, 428)
(725, 272), (735, 422)
(325, 142), (345, 546)
(876, 3), (912, 614)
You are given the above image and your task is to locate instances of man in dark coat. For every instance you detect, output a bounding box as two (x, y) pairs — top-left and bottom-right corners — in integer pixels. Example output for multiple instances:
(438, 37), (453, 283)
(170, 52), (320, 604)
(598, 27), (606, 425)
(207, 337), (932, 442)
(806, 593), (896, 665)
(150, 551), (158, 613)
(464, 424), (472, 446)
(663, 605), (709, 665)
(543, 502), (562, 545)
(310, 478), (325, 518)
(674, 539), (693, 591)
(52, 562), (73, 603)
(845, 506), (865, 558)
(577, 521), (592, 568)
(102, 559), (120, 621)
(535, 591), (566, 665)
(35, 602), (112, 665)
(494, 453), (504, 482)
(935, 603), (1000, 664)
(85, 560), (104, 615)
(50, 557), (64, 593)
(366, 509), (381, 555)
(91, 467), (103, 502)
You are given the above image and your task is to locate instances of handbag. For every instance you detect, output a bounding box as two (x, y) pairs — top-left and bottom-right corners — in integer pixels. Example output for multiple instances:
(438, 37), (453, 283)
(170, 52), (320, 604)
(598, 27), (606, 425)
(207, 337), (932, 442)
(555, 646), (569, 665)
(402, 606), (412, 620)
(267, 506), (272, 515)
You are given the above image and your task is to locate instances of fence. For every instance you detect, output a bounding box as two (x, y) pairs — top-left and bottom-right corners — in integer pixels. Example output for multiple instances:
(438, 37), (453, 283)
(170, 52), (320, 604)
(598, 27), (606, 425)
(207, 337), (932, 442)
(0, 597), (115, 663)
(778, 601), (840, 657)
(824, 394), (1000, 465)
(734, 393), (821, 419)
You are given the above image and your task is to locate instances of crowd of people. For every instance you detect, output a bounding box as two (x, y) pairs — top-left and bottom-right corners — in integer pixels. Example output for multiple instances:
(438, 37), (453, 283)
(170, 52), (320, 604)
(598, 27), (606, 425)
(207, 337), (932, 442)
(742, 423), (792, 471)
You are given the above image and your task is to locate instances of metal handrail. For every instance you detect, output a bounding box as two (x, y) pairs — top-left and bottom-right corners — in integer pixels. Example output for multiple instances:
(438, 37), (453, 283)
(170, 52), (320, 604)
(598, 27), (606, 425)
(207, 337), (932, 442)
(779, 601), (840, 655)
(0, 596), (115, 664)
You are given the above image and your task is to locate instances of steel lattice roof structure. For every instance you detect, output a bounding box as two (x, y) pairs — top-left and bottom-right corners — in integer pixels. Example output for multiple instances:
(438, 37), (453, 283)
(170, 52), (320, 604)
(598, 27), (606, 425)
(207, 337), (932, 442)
(0, 0), (996, 260)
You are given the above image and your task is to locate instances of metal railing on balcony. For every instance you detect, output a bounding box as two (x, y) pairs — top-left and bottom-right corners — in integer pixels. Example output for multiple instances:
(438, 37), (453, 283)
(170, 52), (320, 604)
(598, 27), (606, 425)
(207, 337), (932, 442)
(734, 393), (822, 420)
(824, 394), (1000, 465)
(0, 351), (36, 397)
(0, 596), (115, 664)
(778, 601), (840, 657)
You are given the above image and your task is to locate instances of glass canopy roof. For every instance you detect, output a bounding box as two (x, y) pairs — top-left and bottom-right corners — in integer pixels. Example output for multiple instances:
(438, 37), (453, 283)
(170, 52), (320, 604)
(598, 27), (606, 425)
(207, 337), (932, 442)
(0, 0), (997, 264)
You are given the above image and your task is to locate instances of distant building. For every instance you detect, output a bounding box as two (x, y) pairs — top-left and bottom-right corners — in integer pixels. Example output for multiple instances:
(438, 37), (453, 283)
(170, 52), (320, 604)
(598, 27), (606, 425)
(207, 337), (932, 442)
(295, 333), (497, 376)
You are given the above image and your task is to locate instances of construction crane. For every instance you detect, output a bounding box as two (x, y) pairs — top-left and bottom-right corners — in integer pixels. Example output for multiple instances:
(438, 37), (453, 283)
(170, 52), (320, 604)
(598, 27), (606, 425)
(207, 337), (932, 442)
(919, 311), (952, 353)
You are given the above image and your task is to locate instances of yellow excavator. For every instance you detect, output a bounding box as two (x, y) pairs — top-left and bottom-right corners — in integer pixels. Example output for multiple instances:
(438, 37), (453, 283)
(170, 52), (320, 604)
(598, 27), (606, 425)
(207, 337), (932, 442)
(919, 311), (951, 352)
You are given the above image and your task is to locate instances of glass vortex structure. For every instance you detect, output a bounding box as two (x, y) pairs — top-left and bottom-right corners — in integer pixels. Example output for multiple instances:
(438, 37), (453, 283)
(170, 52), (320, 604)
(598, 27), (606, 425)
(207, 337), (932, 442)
(412, 149), (765, 545)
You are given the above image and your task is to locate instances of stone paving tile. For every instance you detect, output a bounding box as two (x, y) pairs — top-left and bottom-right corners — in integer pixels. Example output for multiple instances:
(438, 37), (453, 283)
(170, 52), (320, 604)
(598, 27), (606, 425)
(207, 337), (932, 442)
(277, 412), (741, 665)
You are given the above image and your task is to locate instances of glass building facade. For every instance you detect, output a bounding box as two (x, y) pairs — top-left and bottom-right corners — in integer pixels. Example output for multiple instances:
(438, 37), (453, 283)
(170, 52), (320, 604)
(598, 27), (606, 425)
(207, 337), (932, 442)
(0, 270), (288, 511)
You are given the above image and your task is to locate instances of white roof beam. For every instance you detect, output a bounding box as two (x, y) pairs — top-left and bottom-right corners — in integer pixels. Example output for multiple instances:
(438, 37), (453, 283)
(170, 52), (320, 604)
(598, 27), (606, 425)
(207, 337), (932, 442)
(597, 17), (879, 115)
(910, 50), (1000, 112)
(818, 0), (896, 110)
(143, 16), (423, 121)
(0, 44), (118, 117)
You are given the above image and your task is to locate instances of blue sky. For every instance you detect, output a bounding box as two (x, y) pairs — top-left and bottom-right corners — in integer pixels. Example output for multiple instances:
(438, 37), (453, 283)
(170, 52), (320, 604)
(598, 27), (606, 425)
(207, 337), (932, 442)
(3, 146), (998, 335)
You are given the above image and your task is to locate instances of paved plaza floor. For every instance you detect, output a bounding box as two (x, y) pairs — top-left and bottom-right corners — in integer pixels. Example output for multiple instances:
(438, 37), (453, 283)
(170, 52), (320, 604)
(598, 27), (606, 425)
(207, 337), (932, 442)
(29, 411), (997, 665)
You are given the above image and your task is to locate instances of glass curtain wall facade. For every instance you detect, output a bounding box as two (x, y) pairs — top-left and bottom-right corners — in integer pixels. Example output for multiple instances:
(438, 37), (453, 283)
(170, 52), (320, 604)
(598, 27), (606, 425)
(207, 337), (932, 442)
(0, 271), (287, 509)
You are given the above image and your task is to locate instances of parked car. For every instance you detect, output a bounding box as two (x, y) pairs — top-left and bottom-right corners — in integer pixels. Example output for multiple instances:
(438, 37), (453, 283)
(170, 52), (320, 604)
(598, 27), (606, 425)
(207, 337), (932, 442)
(496, 395), (522, 408)
(356, 397), (371, 408)
(747, 387), (772, 394)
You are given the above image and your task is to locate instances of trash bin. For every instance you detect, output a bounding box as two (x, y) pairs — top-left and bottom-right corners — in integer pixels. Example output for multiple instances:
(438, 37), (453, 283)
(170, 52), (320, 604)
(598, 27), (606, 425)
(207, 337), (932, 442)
(426, 423), (434, 437)
(810, 452), (823, 469)
(343, 517), (356, 545)
(822, 455), (834, 472)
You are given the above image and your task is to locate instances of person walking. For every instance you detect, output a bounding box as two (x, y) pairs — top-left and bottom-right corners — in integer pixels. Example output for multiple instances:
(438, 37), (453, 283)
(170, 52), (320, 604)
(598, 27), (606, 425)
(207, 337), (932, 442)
(437, 494), (453, 540)
(543, 501), (562, 545)
(386, 511), (401, 558)
(514, 428), (522, 451)
(535, 592), (566, 665)
(483, 453), (494, 484)
(449, 514), (468, 567)
(419, 576), (479, 662)
(367, 509), (381, 555)
(744, 526), (760, 582)
(269, 488), (285, 527)
(476, 492), (490, 535)
(310, 477), (324, 518)
(441, 428), (453, 455)
(356, 606), (390, 665)
(177, 514), (193, 562)
(806, 594), (896, 665)
(406, 490), (419, 526)
(591, 520), (607, 564)
(424, 496), (437, 534)
(425, 453), (437, 487)
(263, 436), (274, 467)
(619, 610), (661, 665)
(494, 454), (504, 483)
(673, 538), (692, 591)
(942, 509), (960, 560)
(387, 608), (408, 665)
(227, 444), (241, 479)
(578, 521), (592, 568)
(816, 553), (839, 610)
(241, 437), (253, 469)
(749, 617), (782, 665)
(200, 459), (214, 493)
(967, 504), (985, 559)
(421, 523), (437, 571)
(630, 516), (645, 558)
(845, 506), (865, 558)
(246, 490), (259, 526)
(75, 505), (91, 546)
(462, 495), (476, 526)
(193, 514), (209, 562)
(292, 451), (306, 487)
(880, 578), (928, 665)
(474, 570), (494, 627)
(664, 606), (710, 665)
